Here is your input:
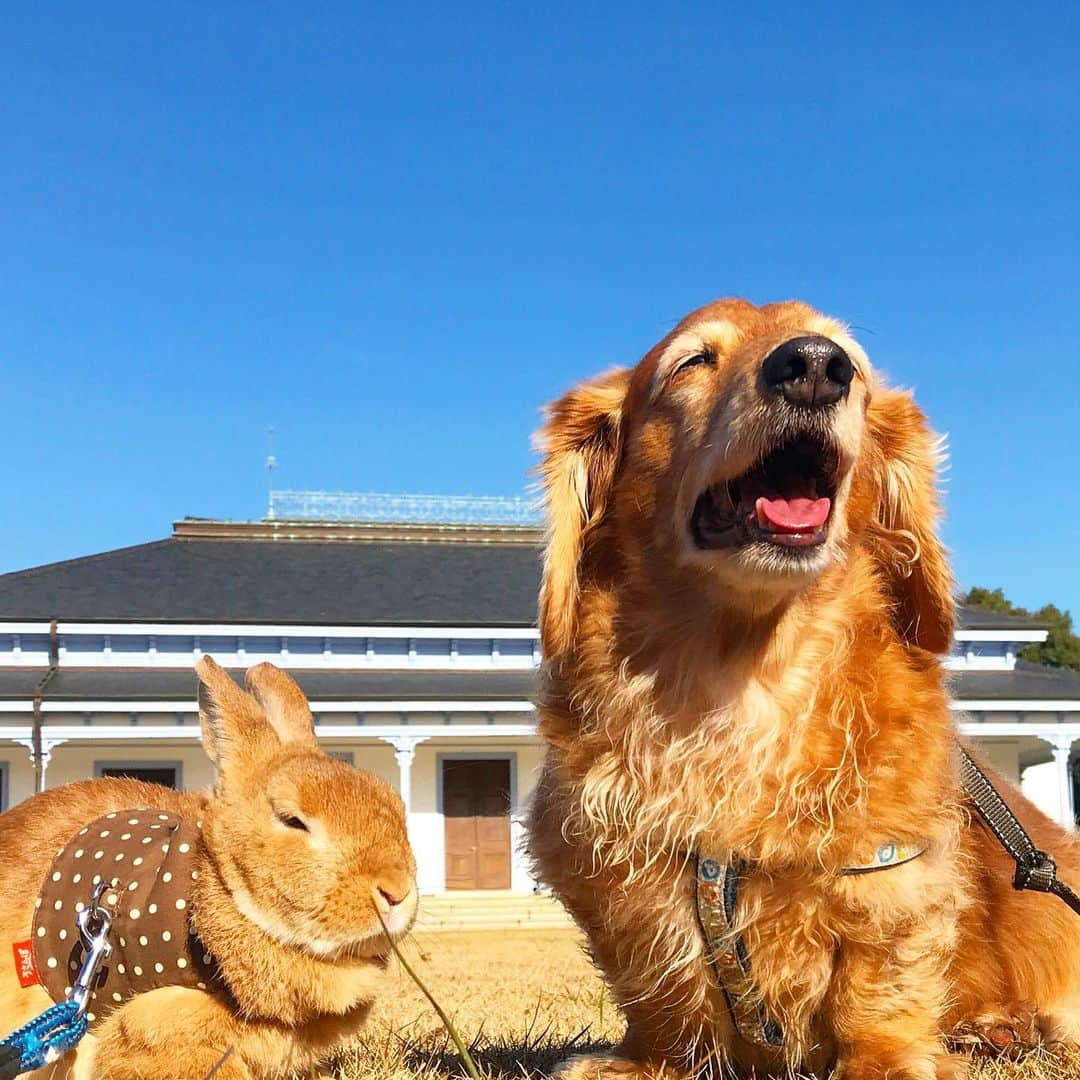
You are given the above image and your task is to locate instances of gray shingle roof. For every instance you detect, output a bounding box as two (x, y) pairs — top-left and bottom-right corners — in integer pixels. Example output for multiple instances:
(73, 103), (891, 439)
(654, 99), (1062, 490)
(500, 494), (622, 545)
(0, 537), (543, 627)
(0, 524), (1046, 637)
(956, 606), (1046, 631)
(951, 663), (1080, 701)
(0, 670), (48, 698)
(3, 664), (1078, 706)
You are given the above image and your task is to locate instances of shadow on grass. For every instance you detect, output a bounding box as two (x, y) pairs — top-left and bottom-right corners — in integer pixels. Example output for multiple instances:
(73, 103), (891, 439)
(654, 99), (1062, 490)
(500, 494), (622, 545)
(341, 1045), (1080, 1080)
(401, 1029), (617, 1079)
(336, 1025), (616, 1079)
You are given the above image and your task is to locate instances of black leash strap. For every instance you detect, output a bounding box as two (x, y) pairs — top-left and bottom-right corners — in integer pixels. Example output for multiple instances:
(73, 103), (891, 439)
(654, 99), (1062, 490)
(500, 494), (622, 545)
(959, 745), (1080, 916)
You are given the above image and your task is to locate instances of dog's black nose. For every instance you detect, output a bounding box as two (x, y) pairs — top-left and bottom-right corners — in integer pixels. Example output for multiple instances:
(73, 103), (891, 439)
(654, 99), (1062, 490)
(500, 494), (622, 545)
(761, 335), (854, 408)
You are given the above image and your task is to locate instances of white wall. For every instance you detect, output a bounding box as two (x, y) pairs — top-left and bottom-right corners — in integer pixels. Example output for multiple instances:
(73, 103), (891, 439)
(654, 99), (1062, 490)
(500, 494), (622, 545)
(973, 738), (1020, 782)
(1021, 761), (1070, 825)
(8, 737), (546, 894)
(409, 740), (545, 894)
(332, 742), (398, 790)
(967, 736), (1075, 829)
(0, 746), (35, 809)
(46, 743), (216, 792)
(514, 742), (546, 891)
(2, 739), (401, 808)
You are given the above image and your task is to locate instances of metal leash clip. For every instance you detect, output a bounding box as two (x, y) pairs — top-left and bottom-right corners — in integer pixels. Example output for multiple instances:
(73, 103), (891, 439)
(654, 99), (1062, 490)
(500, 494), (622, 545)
(71, 882), (113, 1019)
(1013, 849), (1058, 893)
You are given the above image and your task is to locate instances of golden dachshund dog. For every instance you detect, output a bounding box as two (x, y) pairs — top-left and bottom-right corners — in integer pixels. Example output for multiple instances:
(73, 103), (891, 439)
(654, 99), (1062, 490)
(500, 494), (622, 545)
(526, 298), (1080, 1079)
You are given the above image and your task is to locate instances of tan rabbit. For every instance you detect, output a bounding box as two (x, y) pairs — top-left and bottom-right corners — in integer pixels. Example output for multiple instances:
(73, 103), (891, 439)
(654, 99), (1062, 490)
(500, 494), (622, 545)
(0, 657), (417, 1079)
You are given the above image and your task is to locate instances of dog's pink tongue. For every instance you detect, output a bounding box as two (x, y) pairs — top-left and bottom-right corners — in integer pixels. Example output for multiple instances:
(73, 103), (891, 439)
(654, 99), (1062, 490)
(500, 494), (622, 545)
(755, 496), (831, 533)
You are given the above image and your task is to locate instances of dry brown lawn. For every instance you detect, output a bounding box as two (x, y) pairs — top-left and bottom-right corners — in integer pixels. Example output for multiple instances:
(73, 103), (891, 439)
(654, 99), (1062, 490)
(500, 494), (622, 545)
(336, 929), (1080, 1080)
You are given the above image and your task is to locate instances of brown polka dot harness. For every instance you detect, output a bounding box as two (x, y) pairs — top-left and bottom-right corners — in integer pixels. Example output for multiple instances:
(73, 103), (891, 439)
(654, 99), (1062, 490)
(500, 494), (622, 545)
(32, 810), (222, 1027)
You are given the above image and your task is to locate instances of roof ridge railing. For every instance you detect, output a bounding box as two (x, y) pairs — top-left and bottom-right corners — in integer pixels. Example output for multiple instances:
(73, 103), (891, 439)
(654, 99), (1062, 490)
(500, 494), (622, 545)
(266, 490), (543, 527)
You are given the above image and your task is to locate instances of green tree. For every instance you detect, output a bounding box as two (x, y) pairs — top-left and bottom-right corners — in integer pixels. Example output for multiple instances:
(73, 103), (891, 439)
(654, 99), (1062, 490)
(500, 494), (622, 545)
(1028, 604), (1080, 670)
(960, 588), (1080, 672)
(962, 586), (1023, 616)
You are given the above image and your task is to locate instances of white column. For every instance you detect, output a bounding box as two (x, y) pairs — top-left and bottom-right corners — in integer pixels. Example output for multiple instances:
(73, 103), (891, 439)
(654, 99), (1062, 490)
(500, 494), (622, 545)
(387, 734), (427, 830)
(1051, 736), (1075, 829)
(395, 744), (415, 810)
(385, 734), (436, 892)
(39, 742), (52, 789)
(20, 736), (63, 792)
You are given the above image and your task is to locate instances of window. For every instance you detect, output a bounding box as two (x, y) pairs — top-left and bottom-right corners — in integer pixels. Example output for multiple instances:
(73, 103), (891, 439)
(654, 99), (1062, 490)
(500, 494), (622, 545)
(95, 762), (182, 789)
(0, 762), (8, 812)
(326, 750), (355, 765)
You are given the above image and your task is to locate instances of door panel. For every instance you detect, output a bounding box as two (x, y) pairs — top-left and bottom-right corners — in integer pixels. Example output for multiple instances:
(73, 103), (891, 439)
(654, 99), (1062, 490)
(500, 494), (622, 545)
(443, 758), (511, 890)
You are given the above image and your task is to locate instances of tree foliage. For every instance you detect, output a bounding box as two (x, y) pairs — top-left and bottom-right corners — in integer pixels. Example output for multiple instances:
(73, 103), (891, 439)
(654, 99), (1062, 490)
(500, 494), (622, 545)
(960, 587), (1080, 671)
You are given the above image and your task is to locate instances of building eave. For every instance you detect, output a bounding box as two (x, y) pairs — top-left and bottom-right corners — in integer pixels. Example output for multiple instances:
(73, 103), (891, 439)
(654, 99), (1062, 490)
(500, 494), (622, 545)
(0, 698), (537, 714)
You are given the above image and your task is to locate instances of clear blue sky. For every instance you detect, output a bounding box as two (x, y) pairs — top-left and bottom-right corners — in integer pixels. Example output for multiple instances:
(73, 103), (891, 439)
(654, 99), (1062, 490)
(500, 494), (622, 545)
(3, 4), (1078, 617)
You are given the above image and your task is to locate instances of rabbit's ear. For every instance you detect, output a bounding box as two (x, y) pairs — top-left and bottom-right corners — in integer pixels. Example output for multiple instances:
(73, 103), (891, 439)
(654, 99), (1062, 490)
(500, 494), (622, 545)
(244, 663), (319, 750)
(196, 655), (269, 769)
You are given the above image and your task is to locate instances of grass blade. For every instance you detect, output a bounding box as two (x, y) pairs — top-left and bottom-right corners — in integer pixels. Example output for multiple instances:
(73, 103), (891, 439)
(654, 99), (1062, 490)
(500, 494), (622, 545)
(375, 911), (483, 1080)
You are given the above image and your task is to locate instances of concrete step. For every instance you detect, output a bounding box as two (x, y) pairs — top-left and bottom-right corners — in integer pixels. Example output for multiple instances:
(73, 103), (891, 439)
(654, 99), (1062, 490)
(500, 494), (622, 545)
(415, 891), (575, 932)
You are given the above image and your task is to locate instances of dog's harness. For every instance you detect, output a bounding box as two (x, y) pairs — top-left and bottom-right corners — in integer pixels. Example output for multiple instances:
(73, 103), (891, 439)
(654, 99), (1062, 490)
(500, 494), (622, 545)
(31, 809), (222, 1027)
(694, 842), (925, 1049)
(698, 747), (1080, 1050)
(959, 747), (1080, 915)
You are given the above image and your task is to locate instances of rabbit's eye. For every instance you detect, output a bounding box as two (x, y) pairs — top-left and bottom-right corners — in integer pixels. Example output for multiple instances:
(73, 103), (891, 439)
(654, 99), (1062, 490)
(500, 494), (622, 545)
(276, 811), (309, 832)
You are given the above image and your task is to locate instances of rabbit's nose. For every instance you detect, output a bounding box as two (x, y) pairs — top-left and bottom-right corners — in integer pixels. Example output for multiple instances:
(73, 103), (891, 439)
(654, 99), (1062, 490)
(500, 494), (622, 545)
(376, 885), (407, 909)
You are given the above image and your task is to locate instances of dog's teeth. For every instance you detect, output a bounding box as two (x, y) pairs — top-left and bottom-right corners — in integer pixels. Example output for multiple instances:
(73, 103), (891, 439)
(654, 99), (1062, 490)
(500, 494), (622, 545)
(755, 498), (769, 528)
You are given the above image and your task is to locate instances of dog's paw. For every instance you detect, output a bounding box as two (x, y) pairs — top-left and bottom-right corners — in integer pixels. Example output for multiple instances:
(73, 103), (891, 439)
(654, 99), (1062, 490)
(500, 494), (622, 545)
(948, 1002), (1040, 1060)
(834, 1052), (969, 1080)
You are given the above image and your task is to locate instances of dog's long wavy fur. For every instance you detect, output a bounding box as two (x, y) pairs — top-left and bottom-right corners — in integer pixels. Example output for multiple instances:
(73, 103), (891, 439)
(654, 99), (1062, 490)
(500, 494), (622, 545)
(526, 299), (1080, 1080)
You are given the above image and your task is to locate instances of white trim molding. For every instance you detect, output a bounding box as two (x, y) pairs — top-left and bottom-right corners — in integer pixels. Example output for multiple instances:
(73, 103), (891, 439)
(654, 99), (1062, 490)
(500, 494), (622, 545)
(0, 723), (538, 745)
(0, 621), (539, 639)
(0, 621), (1031, 644)
(0, 699), (537, 715)
(0, 623), (541, 672)
(959, 721), (1080, 741)
(952, 701), (1080, 712)
(954, 629), (1048, 643)
(3, 697), (1069, 715)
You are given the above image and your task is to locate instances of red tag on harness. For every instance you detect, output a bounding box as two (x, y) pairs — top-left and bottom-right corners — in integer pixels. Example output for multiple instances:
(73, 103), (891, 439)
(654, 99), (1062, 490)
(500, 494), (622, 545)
(13, 939), (39, 987)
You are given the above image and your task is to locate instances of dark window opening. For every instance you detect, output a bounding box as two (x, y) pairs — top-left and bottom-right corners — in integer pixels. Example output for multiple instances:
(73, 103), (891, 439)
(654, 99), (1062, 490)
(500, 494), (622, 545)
(97, 765), (180, 789)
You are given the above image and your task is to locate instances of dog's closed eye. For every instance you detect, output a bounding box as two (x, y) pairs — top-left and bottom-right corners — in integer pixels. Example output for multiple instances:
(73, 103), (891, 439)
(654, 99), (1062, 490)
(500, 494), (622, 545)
(673, 352), (715, 377)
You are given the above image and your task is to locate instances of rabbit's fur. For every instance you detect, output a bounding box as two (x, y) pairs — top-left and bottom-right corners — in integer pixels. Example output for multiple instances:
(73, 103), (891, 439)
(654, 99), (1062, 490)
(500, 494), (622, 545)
(0, 658), (417, 1079)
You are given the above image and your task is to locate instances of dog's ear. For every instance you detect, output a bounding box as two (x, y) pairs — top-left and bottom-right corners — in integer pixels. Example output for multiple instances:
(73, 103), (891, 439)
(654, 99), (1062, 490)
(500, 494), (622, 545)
(863, 387), (955, 654)
(536, 368), (630, 658)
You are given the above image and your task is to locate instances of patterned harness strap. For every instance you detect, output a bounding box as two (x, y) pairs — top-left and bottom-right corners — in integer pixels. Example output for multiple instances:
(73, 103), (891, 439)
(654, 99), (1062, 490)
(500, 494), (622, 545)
(695, 856), (783, 1048)
(694, 843), (925, 1049)
(33, 809), (222, 1027)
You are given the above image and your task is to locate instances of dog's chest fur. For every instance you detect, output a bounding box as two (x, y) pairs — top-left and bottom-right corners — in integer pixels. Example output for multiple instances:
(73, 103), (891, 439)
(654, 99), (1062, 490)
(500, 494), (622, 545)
(532, 621), (962, 1069)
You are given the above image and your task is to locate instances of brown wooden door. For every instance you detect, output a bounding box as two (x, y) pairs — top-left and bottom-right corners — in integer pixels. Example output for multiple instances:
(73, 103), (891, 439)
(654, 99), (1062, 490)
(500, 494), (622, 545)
(443, 758), (511, 889)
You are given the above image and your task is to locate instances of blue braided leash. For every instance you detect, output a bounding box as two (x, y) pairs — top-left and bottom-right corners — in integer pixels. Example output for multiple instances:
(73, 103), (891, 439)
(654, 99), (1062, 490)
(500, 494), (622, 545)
(0, 1001), (88, 1078)
(0, 881), (113, 1077)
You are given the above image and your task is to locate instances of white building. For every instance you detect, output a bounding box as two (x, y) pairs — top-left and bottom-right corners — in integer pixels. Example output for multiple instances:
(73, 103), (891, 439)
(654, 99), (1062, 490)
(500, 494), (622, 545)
(1, 497), (1078, 896)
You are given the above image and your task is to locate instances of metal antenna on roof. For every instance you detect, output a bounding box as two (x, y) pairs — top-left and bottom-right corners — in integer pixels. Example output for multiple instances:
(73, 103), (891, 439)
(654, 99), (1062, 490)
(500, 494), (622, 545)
(266, 426), (278, 519)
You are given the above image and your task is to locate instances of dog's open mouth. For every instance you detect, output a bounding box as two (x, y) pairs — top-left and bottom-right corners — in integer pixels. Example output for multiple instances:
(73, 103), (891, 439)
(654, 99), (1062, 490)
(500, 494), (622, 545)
(691, 436), (840, 552)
